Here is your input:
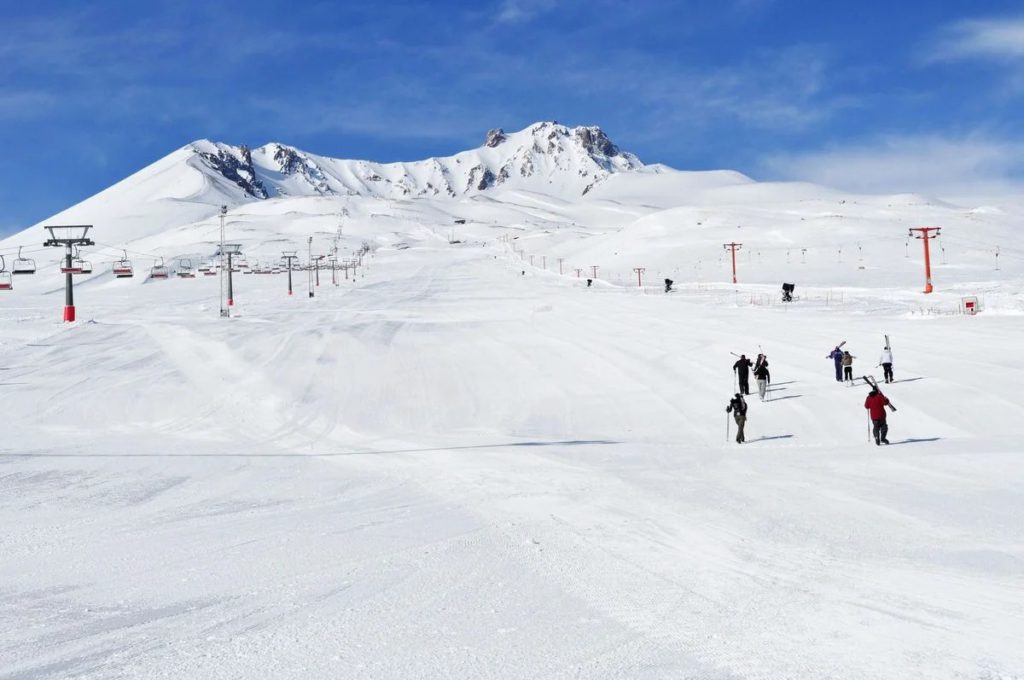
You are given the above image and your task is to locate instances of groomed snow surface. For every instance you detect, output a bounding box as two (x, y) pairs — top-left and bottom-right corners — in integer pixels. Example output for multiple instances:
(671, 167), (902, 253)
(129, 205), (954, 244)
(2, 239), (1022, 679)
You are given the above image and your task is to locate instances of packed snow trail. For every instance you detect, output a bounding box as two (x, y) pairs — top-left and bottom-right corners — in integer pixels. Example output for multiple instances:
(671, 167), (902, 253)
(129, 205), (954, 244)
(1, 244), (1022, 679)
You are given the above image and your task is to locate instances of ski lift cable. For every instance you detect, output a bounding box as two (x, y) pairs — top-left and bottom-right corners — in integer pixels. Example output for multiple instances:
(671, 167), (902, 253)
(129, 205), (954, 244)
(89, 241), (167, 259)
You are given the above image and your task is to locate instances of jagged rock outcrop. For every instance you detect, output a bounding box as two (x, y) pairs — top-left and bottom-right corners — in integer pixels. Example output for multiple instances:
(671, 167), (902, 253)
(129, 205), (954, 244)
(193, 144), (268, 199)
(485, 128), (506, 147)
(270, 145), (333, 195)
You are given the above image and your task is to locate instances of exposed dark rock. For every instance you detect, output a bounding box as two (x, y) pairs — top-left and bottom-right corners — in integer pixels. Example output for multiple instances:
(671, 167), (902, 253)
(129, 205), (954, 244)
(575, 126), (618, 157)
(272, 145), (332, 194)
(195, 146), (269, 199)
(467, 166), (497, 191)
(484, 128), (506, 147)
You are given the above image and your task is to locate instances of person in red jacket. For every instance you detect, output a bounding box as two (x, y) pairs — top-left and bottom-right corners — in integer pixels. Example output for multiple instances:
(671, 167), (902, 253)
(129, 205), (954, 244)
(864, 386), (892, 445)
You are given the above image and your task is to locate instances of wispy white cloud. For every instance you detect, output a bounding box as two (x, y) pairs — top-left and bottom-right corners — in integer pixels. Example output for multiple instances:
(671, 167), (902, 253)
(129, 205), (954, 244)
(0, 90), (58, 120)
(759, 133), (1024, 203)
(495, 0), (559, 24)
(928, 16), (1024, 61)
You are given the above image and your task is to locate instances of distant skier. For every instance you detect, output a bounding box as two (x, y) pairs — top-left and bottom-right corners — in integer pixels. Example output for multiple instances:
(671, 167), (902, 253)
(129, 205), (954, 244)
(733, 354), (753, 395)
(664, 278), (673, 293)
(827, 346), (844, 382)
(727, 393), (748, 444)
(753, 354), (771, 401)
(879, 345), (894, 383)
(864, 385), (894, 445)
(586, 278), (593, 287)
(842, 351), (855, 382)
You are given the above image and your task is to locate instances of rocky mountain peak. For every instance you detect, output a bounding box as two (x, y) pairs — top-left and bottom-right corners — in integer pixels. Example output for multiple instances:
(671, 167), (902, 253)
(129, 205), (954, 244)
(484, 128), (506, 147)
(574, 126), (617, 158)
(190, 141), (268, 199)
(185, 122), (643, 204)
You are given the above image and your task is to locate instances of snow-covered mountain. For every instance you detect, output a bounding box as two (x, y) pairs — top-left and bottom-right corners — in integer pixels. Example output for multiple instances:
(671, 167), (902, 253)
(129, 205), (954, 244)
(198, 121), (645, 201)
(3, 122), (652, 246)
(2, 120), (1019, 301)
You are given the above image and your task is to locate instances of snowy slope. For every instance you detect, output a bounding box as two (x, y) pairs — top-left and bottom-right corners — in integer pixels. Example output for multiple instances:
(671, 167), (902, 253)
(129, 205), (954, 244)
(1, 244), (1022, 679)
(1, 123), (1023, 679)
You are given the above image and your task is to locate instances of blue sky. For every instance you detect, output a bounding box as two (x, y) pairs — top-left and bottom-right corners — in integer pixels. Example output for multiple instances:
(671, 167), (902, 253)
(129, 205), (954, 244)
(2, 0), (1024, 234)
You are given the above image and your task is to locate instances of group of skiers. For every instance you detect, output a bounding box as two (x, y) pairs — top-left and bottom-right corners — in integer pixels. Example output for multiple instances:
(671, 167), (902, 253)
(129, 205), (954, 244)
(727, 353), (771, 444)
(726, 343), (899, 445)
(827, 344), (896, 384)
(732, 353), (771, 401)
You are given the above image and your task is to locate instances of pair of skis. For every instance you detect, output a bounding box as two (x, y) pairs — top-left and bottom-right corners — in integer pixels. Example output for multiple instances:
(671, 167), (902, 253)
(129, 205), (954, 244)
(862, 375), (897, 411)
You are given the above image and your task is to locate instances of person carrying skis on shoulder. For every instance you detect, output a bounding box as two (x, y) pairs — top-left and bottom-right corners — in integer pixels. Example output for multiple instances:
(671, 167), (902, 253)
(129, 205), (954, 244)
(726, 393), (748, 444)
(842, 350), (855, 382)
(864, 385), (893, 445)
(754, 354), (771, 401)
(828, 346), (844, 382)
(733, 354), (753, 395)
(879, 345), (894, 383)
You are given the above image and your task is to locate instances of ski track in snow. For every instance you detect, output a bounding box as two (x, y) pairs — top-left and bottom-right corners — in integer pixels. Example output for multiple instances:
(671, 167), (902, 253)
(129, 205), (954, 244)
(1, 244), (1023, 680)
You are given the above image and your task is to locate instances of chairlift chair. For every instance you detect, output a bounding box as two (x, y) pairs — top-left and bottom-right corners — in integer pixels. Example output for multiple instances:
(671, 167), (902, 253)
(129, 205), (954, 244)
(0, 256), (13, 291)
(74, 247), (92, 274)
(60, 255), (83, 274)
(12, 247), (36, 275)
(112, 250), (134, 278)
(150, 258), (170, 279)
(177, 258), (196, 278)
(198, 260), (217, 276)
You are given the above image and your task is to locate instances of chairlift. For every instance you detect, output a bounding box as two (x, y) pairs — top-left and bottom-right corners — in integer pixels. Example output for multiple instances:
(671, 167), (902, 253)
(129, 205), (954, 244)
(12, 247), (36, 275)
(198, 260), (217, 276)
(0, 256), (13, 291)
(62, 247), (91, 275)
(112, 250), (134, 278)
(60, 249), (83, 274)
(150, 258), (170, 279)
(177, 258), (196, 278)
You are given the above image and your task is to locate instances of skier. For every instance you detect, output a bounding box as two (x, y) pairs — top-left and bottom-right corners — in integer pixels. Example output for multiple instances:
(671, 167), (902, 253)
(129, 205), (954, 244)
(827, 346), (844, 382)
(726, 393), (747, 444)
(733, 354), (753, 395)
(753, 354), (771, 401)
(664, 278), (674, 293)
(842, 350), (855, 382)
(879, 345), (894, 383)
(864, 385), (893, 445)
(586, 278), (593, 287)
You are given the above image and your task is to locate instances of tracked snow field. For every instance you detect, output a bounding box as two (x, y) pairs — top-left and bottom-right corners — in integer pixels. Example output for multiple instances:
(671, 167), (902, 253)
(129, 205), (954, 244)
(1, 241), (1022, 679)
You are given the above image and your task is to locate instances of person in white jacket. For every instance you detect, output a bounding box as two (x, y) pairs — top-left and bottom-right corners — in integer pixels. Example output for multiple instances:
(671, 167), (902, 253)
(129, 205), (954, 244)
(879, 346), (894, 383)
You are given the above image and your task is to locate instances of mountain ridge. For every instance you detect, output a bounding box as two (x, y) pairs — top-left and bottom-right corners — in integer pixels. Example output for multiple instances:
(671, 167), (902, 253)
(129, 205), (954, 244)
(185, 122), (650, 203)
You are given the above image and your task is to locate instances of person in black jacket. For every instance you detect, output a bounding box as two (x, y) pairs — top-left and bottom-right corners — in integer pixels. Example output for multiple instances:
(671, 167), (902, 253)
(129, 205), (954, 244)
(733, 354), (753, 395)
(753, 354), (771, 401)
(727, 393), (747, 443)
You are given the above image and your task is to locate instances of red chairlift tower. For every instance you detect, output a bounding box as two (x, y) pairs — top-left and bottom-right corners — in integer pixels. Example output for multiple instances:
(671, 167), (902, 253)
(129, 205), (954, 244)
(282, 251), (298, 296)
(723, 242), (742, 284)
(217, 243), (243, 311)
(908, 227), (941, 294)
(44, 225), (94, 322)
